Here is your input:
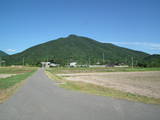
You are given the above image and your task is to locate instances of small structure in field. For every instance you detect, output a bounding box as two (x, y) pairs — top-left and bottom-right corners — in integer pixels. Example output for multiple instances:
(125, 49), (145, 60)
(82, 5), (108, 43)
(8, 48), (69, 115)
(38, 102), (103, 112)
(114, 65), (129, 67)
(50, 63), (59, 67)
(41, 62), (50, 68)
(69, 62), (77, 67)
(41, 62), (59, 68)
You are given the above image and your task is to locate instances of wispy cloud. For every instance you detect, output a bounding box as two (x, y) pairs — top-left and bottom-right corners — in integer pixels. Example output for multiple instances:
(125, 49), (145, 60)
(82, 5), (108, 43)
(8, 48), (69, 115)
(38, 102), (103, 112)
(110, 42), (160, 51)
(6, 49), (17, 52)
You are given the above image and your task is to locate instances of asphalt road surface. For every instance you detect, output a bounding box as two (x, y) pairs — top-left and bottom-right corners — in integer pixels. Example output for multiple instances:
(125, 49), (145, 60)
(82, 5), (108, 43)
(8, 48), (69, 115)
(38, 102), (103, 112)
(0, 69), (160, 120)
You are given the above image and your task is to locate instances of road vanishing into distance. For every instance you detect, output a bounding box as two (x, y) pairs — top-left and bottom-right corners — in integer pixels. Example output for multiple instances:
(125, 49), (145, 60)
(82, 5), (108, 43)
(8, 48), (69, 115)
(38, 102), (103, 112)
(0, 69), (160, 120)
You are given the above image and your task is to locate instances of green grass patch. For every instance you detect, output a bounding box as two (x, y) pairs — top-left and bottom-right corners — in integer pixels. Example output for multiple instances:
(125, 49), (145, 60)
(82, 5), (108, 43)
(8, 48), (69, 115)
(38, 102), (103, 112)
(47, 67), (160, 74)
(0, 67), (37, 74)
(0, 67), (37, 89)
(0, 67), (37, 103)
(119, 67), (160, 72)
(60, 81), (160, 104)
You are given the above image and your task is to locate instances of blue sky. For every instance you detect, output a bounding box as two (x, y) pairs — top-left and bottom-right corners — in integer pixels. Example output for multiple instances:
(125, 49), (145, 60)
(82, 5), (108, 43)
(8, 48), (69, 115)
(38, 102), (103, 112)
(0, 0), (160, 55)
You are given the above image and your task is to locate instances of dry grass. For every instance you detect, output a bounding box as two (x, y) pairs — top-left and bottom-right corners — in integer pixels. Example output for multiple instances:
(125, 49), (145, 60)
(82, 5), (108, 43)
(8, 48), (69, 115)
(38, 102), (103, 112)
(58, 71), (160, 99)
(46, 68), (160, 104)
(0, 74), (16, 78)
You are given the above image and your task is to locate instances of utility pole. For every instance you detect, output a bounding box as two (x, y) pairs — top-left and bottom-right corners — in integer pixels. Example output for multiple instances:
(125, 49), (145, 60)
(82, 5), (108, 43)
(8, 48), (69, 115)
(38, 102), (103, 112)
(136, 60), (138, 66)
(22, 57), (25, 66)
(131, 57), (134, 68)
(102, 53), (105, 64)
(88, 57), (90, 67)
(125, 58), (127, 64)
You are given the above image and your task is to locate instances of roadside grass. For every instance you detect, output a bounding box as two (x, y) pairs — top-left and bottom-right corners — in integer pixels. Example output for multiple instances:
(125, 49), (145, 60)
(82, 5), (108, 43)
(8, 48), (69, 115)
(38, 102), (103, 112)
(120, 67), (160, 72)
(46, 68), (160, 104)
(47, 67), (160, 74)
(0, 67), (37, 103)
(60, 81), (160, 104)
(0, 70), (35, 89)
(0, 66), (37, 74)
(45, 71), (64, 83)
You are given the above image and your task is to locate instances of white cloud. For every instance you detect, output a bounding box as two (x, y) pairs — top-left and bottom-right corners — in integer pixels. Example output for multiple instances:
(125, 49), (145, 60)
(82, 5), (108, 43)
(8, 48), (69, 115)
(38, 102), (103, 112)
(110, 42), (160, 51)
(6, 49), (17, 52)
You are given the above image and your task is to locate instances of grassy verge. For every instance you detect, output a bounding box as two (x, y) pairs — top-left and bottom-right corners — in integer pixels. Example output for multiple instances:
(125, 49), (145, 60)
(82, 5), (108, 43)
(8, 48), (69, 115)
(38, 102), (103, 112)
(0, 71), (35, 89)
(0, 66), (37, 74)
(0, 67), (37, 103)
(45, 71), (64, 82)
(47, 67), (160, 74)
(46, 70), (160, 104)
(60, 81), (160, 104)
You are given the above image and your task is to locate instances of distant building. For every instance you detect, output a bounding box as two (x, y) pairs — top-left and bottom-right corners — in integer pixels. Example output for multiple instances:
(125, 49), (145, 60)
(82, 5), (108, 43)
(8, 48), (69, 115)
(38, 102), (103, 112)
(114, 65), (129, 68)
(50, 63), (59, 67)
(41, 62), (59, 68)
(69, 62), (77, 67)
(96, 61), (100, 65)
(41, 62), (50, 68)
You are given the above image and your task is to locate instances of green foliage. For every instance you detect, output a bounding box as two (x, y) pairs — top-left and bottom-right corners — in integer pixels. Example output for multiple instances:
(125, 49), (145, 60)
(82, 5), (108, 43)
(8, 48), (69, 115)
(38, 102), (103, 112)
(138, 54), (160, 67)
(0, 50), (8, 57)
(0, 67), (37, 74)
(47, 67), (160, 74)
(3, 35), (149, 66)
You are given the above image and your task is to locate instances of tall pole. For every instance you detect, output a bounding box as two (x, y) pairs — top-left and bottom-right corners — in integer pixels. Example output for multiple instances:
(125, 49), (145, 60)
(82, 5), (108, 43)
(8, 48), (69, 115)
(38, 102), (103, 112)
(22, 57), (25, 66)
(88, 57), (90, 67)
(102, 53), (105, 64)
(131, 57), (133, 68)
(125, 58), (127, 64)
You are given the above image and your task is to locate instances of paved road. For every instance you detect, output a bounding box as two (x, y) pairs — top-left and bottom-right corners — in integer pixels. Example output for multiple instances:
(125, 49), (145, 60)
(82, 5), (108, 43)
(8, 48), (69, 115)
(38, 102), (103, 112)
(0, 69), (160, 120)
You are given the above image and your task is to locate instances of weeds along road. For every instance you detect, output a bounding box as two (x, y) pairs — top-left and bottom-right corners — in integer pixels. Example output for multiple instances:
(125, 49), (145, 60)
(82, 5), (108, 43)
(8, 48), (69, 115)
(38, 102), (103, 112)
(0, 68), (160, 120)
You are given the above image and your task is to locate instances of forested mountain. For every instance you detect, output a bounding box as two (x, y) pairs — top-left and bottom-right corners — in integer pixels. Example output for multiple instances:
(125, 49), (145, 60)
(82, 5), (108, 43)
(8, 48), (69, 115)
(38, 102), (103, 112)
(3, 35), (149, 66)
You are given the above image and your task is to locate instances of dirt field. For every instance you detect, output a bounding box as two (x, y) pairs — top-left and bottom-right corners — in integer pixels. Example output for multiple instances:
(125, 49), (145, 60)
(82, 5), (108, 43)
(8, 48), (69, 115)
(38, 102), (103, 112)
(0, 74), (16, 79)
(58, 71), (160, 98)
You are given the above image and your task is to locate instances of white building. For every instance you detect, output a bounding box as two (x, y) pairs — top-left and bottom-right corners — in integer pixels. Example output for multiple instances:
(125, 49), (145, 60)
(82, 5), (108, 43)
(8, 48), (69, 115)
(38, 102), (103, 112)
(69, 62), (77, 67)
(41, 62), (59, 68)
(41, 62), (50, 68)
(50, 63), (59, 67)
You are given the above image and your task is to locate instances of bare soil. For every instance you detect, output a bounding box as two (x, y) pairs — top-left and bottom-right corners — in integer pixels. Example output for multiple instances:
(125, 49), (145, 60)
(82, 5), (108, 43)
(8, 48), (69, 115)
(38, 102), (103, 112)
(58, 71), (160, 98)
(0, 74), (16, 78)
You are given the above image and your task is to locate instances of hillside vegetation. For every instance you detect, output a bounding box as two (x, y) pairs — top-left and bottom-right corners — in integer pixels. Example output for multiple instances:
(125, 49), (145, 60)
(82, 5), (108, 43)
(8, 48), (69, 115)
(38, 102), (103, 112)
(0, 50), (8, 57)
(3, 35), (149, 66)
